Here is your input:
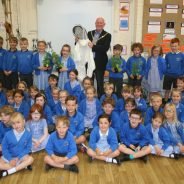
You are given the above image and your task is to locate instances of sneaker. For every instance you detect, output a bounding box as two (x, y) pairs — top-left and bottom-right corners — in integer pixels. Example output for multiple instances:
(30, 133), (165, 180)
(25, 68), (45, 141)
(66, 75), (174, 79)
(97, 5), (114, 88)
(45, 164), (53, 171)
(112, 157), (121, 165)
(119, 154), (130, 162)
(68, 164), (79, 173)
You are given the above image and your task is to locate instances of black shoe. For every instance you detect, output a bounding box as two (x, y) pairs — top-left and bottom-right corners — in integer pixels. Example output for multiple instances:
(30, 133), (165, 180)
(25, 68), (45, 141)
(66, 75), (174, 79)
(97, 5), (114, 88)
(112, 157), (121, 165)
(140, 155), (148, 163)
(0, 170), (7, 179)
(27, 165), (32, 171)
(68, 164), (79, 173)
(0, 151), (2, 157)
(119, 154), (130, 162)
(169, 153), (180, 160)
(45, 164), (53, 171)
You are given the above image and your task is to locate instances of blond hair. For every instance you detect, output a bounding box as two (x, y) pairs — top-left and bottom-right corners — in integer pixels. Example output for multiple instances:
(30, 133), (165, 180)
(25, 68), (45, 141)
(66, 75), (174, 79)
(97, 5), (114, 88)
(151, 93), (162, 102)
(164, 103), (178, 123)
(10, 112), (25, 125)
(55, 116), (70, 127)
(104, 82), (114, 91)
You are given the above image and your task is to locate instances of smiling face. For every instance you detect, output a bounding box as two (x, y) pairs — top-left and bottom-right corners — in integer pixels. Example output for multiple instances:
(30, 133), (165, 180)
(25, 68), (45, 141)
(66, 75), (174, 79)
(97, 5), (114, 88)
(69, 71), (77, 81)
(170, 42), (179, 53)
(152, 117), (162, 129)
(86, 88), (95, 101)
(129, 114), (142, 128)
(37, 42), (46, 53)
(12, 119), (24, 133)
(61, 46), (70, 58)
(14, 93), (23, 105)
(151, 98), (162, 111)
(18, 83), (26, 91)
(66, 100), (77, 115)
(133, 47), (141, 57)
(35, 96), (45, 107)
(19, 40), (28, 51)
(83, 79), (92, 90)
(1, 113), (11, 124)
(134, 89), (142, 99)
(59, 91), (68, 104)
(95, 17), (105, 32)
(31, 110), (41, 121)
(99, 117), (110, 133)
(177, 79), (184, 91)
(171, 91), (181, 105)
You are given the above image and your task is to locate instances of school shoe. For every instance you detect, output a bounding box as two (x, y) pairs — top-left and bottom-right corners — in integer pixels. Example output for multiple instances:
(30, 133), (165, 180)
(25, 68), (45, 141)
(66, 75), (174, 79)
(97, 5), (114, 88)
(0, 170), (7, 179)
(0, 151), (2, 157)
(169, 153), (180, 160)
(68, 164), (79, 173)
(45, 164), (53, 171)
(26, 165), (32, 171)
(119, 154), (131, 162)
(140, 155), (148, 163)
(112, 157), (121, 165)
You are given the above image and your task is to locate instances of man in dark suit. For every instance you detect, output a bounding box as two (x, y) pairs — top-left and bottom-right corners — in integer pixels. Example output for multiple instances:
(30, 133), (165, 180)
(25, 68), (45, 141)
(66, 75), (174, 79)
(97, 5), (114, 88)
(88, 17), (111, 97)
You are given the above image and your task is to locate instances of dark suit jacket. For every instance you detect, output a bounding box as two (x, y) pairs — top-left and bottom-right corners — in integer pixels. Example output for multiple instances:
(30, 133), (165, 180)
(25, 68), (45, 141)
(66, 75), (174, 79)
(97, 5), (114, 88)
(88, 30), (111, 71)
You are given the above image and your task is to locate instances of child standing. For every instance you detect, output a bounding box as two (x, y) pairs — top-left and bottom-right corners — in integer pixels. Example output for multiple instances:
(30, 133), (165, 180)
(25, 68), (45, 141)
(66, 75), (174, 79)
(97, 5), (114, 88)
(106, 44), (126, 97)
(32, 40), (53, 90)
(17, 37), (33, 88)
(163, 103), (184, 156)
(58, 44), (76, 90)
(44, 116), (79, 173)
(26, 104), (49, 152)
(87, 114), (120, 164)
(144, 94), (163, 126)
(163, 38), (184, 102)
(0, 112), (34, 178)
(146, 112), (174, 158)
(0, 36), (6, 86)
(126, 42), (146, 86)
(64, 69), (82, 102)
(119, 109), (151, 162)
(100, 82), (118, 104)
(79, 86), (101, 132)
(145, 45), (166, 99)
(3, 36), (18, 90)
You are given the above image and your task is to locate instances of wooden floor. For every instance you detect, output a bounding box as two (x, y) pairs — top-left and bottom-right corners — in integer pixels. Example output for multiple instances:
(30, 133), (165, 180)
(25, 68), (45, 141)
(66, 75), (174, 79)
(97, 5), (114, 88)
(1, 151), (184, 184)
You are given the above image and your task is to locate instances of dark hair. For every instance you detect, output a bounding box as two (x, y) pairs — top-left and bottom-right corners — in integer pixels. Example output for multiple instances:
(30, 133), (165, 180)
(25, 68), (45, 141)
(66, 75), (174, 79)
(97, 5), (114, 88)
(177, 76), (184, 82)
(35, 92), (46, 103)
(151, 45), (163, 57)
(133, 86), (143, 97)
(28, 104), (44, 120)
(20, 37), (28, 42)
(125, 97), (136, 107)
(69, 69), (78, 76)
(9, 36), (18, 43)
(98, 114), (111, 123)
(48, 74), (58, 81)
(65, 95), (77, 104)
(29, 85), (39, 93)
(37, 40), (47, 46)
(60, 44), (71, 56)
(130, 109), (142, 118)
(152, 112), (164, 123)
(82, 76), (93, 86)
(13, 89), (24, 97)
(131, 42), (144, 53)
(102, 97), (115, 108)
(170, 38), (180, 44)
(113, 44), (123, 51)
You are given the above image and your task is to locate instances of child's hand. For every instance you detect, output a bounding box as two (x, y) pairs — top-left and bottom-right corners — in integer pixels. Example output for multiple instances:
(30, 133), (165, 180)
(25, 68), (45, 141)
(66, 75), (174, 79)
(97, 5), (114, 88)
(96, 148), (103, 156)
(51, 155), (60, 162)
(88, 41), (93, 48)
(135, 146), (141, 152)
(34, 141), (41, 148)
(129, 144), (136, 150)
(10, 158), (18, 167)
(130, 74), (134, 79)
(60, 67), (67, 72)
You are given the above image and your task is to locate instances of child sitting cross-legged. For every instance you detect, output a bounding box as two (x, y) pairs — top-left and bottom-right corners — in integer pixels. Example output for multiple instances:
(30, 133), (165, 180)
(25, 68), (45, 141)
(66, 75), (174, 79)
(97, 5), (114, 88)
(44, 116), (79, 173)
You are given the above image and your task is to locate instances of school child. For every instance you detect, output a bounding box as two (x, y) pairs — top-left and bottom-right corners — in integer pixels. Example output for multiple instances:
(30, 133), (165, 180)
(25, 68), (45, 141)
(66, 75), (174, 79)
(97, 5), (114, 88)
(78, 86), (101, 132)
(58, 44), (76, 90)
(163, 38), (184, 102)
(120, 98), (136, 127)
(144, 94), (163, 126)
(54, 90), (68, 116)
(32, 40), (53, 90)
(45, 74), (58, 100)
(35, 93), (54, 133)
(126, 42), (146, 86)
(17, 37), (33, 88)
(119, 109), (151, 162)
(27, 85), (39, 107)
(3, 36), (18, 90)
(65, 96), (85, 145)
(176, 77), (184, 105)
(163, 103), (184, 156)
(0, 36), (6, 86)
(26, 104), (49, 152)
(87, 114), (120, 164)
(47, 87), (60, 115)
(44, 116), (79, 173)
(133, 86), (147, 113)
(146, 112), (175, 158)
(100, 82), (117, 104)
(106, 44), (126, 97)
(5, 90), (14, 105)
(170, 89), (184, 123)
(0, 112), (34, 178)
(13, 89), (30, 119)
(17, 81), (29, 102)
(145, 45), (166, 99)
(0, 106), (15, 156)
(64, 69), (82, 102)
(93, 98), (120, 134)
(115, 85), (133, 115)
(79, 76), (93, 102)
(0, 81), (7, 108)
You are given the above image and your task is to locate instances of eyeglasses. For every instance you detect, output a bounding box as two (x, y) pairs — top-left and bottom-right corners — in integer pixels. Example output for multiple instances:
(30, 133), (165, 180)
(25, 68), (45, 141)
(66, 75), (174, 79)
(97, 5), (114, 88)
(165, 109), (174, 113)
(32, 112), (41, 115)
(130, 116), (141, 121)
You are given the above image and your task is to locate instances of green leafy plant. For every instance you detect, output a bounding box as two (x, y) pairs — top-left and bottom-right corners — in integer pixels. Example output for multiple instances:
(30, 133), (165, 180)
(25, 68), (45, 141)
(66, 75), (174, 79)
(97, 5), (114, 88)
(111, 56), (122, 73)
(43, 53), (52, 67)
(52, 52), (63, 71)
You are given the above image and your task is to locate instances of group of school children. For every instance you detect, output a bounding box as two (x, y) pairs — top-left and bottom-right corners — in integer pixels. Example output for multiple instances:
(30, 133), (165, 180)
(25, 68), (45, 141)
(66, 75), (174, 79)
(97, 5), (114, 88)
(0, 35), (184, 178)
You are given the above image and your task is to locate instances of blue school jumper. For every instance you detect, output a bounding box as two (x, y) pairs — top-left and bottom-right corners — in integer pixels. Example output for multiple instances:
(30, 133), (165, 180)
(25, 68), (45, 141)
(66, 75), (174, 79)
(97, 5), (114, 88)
(43, 104), (54, 125)
(100, 94), (118, 104)
(146, 124), (170, 150)
(89, 126), (118, 152)
(46, 131), (77, 158)
(175, 103), (184, 123)
(181, 91), (184, 105)
(120, 123), (149, 147)
(2, 129), (32, 161)
(120, 110), (129, 129)
(114, 98), (125, 115)
(144, 107), (163, 126)
(66, 111), (84, 138)
(79, 90), (86, 102)
(47, 97), (58, 115)
(0, 48), (6, 72)
(135, 98), (147, 113)
(0, 122), (12, 144)
(45, 86), (52, 101)
(13, 101), (30, 119)
(54, 102), (65, 116)
(0, 90), (7, 108)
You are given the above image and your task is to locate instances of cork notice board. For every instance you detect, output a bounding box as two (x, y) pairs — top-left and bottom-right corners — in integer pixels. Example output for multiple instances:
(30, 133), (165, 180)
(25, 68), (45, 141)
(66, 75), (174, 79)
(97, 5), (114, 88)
(142, 0), (184, 54)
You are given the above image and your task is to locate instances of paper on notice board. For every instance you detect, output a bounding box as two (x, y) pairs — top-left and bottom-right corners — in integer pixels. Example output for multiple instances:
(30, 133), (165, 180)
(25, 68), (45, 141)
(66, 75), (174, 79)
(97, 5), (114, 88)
(148, 25), (160, 33)
(150, 0), (162, 4)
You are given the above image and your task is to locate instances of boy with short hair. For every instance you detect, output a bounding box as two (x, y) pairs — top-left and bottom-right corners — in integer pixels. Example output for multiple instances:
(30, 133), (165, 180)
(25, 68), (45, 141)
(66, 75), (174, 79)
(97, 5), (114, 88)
(106, 44), (126, 97)
(0, 112), (33, 178)
(44, 116), (79, 173)
(17, 37), (33, 88)
(163, 38), (184, 102)
(119, 109), (151, 162)
(3, 36), (18, 90)
(0, 36), (6, 87)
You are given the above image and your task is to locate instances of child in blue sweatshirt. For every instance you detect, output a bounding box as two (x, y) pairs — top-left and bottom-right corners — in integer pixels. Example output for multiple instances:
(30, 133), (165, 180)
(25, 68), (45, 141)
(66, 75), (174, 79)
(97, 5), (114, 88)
(17, 37), (33, 88)
(144, 93), (163, 126)
(0, 36), (6, 86)
(0, 82), (7, 108)
(27, 85), (39, 107)
(176, 77), (184, 105)
(87, 114), (120, 164)
(119, 109), (151, 162)
(126, 42), (146, 86)
(163, 38), (184, 102)
(0, 105), (15, 156)
(58, 44), (76, 90)
(44, 116), (79, 172)
(106, 44), (126, 97)
(3, 36), (18, 90)
(146, 112), (175, 158)
(100, 82), (117, 104)
(0, 112), (33, 178)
